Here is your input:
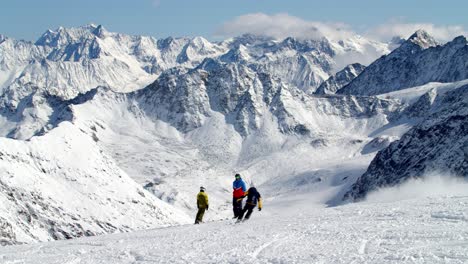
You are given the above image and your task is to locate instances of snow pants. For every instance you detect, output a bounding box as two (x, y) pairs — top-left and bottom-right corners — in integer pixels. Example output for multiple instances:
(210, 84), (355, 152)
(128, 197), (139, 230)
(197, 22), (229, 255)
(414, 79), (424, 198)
(195, 208), (206, 224)
(233, 197), (243, 217)
(238, 203), (255, 220)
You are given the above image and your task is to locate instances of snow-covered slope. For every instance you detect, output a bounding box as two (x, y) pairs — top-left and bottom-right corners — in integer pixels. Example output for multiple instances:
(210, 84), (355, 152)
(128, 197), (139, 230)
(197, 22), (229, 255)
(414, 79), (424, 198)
(0, 70), (404, 243)
(337, 30), (468, 96)
(1, 24), (467, 249)
(345, 84), (468, 200)
(0, 26), (429, 247)
(1, 185), (468, 263)
(315, 63), (366, 94)
(57, 68), (405, 215)
(0, 122), (190, 245)
(0, 25), (402, 245)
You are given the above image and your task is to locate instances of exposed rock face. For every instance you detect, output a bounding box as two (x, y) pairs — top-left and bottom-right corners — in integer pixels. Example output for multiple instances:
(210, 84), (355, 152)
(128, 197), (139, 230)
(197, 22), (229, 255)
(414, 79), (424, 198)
(315, 63), (366, 95)
(338, 31), (468, 96)
(345, 85), (468, 201)
(131, 58), (403, 138)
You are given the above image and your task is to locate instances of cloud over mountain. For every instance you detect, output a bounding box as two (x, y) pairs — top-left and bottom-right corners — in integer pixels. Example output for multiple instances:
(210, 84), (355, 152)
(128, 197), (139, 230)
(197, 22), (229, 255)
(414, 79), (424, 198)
(215, 13), (355, 41)
(216, 13), (467, 43)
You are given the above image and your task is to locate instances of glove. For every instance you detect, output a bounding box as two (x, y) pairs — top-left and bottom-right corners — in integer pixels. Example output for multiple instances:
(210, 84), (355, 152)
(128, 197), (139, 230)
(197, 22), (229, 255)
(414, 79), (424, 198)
(236, 198), (243, 203)
(206, 205), (209, 210)
(258, 207), (262, 211)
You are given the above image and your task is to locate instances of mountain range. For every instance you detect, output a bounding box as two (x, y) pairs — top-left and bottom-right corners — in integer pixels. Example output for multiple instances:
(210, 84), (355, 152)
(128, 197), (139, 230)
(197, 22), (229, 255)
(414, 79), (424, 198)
(0, 24), (467, 244)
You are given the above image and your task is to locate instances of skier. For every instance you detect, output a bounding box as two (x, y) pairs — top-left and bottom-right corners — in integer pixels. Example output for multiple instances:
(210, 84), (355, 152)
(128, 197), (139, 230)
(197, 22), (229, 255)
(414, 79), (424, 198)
(232, 173), (247, 218)
(195, 186), (209, 224)
(237, 184), (262, 222)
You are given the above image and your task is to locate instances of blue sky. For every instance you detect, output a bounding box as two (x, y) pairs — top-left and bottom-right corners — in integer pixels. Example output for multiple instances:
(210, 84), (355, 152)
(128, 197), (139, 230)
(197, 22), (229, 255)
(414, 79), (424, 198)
(1, 0), (467, 41)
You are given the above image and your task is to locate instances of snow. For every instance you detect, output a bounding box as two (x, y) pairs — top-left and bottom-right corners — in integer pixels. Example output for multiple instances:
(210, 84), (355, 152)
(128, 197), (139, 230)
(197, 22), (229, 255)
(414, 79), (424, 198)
(377, 79), (468, 105)
(0, 25), (467, 263)
(337, 33), (468, 96)
(1, 185), (467, 263)
(0, 122), (190, 244)
(55, 81), (403, 222)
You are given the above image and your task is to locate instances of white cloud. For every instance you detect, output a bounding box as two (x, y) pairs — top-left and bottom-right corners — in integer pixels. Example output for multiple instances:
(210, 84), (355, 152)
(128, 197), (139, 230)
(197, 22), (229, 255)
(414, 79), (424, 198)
(215, 13), (355, 41)
(368, 21), (468, 42)
(216, 13), (467, 43)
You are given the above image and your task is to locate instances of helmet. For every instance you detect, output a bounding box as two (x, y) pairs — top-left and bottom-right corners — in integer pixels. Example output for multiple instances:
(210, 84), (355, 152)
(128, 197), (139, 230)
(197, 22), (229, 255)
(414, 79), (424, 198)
(200, 186), (205, 191)
(235, 173), (241, 179)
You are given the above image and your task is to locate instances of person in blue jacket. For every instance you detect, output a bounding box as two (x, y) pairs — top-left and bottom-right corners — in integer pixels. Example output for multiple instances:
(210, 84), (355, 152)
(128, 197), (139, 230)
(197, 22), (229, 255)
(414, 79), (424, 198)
(232, 173), (246, 218)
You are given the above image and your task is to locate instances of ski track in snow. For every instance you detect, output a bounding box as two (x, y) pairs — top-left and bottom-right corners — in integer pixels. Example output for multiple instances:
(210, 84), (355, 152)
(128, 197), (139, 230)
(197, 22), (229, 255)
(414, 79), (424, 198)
(1, 195), (468, 263)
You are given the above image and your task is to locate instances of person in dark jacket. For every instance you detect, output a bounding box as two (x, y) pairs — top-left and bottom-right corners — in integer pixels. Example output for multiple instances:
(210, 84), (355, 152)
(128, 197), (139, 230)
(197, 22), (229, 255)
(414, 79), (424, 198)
(195, 186), (209, 224)
(232, 173), (247, 218)
(237, 185), (262, 222)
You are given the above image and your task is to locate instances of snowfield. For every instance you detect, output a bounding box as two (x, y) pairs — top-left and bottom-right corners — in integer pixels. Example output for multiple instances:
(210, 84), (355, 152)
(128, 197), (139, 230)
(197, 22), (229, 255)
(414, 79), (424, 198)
(0, 24), (467, 263)
(1, 179), (468, 263)
(0, 122), (190, 244)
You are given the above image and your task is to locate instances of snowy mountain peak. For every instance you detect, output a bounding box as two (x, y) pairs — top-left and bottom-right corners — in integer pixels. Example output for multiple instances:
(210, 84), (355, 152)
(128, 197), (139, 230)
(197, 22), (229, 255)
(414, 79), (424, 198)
(176, 36), (224, 63)
(406, 29), (438, 49)
(190, 36), (211, 47)
(156, 36), (190, 50)
(337, 33), (467, 96)
(279, 36), (333, 55)
(219, 44), (251, 63)
(91, 24), (108, 38)
(35, 24), (106, 47)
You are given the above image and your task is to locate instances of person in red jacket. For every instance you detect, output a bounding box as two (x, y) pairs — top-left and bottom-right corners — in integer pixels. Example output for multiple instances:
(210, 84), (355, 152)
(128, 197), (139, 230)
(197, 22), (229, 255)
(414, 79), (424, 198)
(232, 173), (246, 218)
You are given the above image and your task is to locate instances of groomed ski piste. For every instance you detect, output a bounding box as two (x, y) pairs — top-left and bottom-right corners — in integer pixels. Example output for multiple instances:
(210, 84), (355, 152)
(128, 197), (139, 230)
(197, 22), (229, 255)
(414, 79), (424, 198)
(1, 175), (468, 264)
(0, 81), (467, 263)
(1, 25), (468, 263)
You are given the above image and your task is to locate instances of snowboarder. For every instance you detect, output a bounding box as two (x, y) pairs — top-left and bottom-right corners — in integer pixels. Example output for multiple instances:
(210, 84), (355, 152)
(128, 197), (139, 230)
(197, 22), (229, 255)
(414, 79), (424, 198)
(232, 173), (246, 218)
(237, 184), (262, 222)
(195, 186), (209, 224)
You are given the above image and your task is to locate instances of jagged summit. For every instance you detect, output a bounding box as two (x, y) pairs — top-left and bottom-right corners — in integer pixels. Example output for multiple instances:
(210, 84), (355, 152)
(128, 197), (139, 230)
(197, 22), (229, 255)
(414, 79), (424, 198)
(0, 23), (394, 100)
(393, 30), (438, 56)
(176, 36), (224, 63)
(219, 44), (252, 63)
(407, 29), (438, 49)
(91, 24), (107, 38)
(278, 36), (334, 55)
(190, 36), (211, 47)
(337, 31), (468, 96)
(35, 24), (108, 47)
